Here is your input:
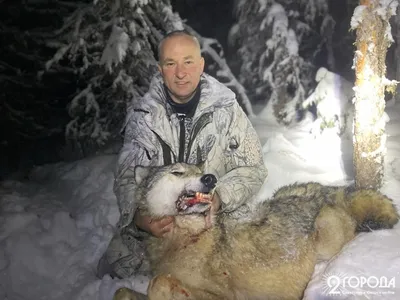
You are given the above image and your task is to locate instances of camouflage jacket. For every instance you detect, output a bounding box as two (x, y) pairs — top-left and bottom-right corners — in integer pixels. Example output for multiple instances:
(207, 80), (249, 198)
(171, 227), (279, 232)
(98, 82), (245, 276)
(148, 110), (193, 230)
(114, 73), (268, 230)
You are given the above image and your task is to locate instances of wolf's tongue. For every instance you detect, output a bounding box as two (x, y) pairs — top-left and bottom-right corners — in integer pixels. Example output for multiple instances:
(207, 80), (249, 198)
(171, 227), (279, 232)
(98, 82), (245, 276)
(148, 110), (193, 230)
(186, 198), (200, 206)
(185, 196), (205, 206)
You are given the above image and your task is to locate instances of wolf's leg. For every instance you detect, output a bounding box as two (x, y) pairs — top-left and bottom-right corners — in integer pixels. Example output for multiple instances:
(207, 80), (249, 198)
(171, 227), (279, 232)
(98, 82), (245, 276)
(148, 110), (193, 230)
(113, 287), (147, 300)
(314, 206), (357, 261)
(147, 274), (221, 300)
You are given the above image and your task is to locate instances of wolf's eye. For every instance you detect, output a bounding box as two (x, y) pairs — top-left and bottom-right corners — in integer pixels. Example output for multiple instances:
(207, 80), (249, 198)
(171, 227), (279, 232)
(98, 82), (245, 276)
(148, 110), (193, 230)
(171, 171), (184, 176)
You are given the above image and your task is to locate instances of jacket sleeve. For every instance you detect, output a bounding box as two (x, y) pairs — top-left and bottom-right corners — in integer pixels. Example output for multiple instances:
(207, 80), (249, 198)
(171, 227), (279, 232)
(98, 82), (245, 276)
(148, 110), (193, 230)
(215, 102), (268, 213)
(113, 112), (158, 232)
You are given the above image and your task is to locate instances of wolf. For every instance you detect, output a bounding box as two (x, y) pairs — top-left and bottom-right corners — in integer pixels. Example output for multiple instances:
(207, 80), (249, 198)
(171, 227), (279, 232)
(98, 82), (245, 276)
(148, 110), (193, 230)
(113, 162), (399, 300)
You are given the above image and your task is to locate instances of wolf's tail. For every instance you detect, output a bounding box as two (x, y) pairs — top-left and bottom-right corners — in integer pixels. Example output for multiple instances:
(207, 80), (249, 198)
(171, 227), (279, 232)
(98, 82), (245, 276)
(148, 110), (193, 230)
(343, 189), (399, 232)
(266, 182), (399, 234)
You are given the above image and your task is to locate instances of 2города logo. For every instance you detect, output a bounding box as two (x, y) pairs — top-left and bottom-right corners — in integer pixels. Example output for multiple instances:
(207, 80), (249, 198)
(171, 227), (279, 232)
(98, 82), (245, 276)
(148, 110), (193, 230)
(322, 272), (396, 296)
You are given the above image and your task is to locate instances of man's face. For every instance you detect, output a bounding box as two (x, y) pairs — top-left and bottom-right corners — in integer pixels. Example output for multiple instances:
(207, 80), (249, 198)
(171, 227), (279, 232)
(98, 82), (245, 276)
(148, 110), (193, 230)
(158, 35), (205, 104)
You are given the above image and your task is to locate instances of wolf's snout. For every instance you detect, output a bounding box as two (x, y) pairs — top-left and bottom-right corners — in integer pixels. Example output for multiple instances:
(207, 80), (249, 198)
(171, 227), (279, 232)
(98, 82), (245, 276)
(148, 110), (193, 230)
(201, 174), (217, 189)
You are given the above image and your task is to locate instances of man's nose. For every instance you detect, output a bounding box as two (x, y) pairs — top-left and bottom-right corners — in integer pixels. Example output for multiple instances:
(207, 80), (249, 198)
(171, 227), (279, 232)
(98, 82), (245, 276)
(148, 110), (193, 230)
(175, 64), (186, 78)
(201, 174), (217, 189)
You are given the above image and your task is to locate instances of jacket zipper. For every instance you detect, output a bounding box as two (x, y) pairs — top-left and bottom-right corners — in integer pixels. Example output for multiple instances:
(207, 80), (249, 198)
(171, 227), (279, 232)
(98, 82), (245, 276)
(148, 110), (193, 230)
(152, 111), (213, 164)
(177, 113), (186, 162)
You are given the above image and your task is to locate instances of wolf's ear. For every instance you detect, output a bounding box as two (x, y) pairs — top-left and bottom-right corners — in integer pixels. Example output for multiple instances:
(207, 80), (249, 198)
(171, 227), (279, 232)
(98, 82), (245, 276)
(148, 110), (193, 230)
(134, 165), (150, 184)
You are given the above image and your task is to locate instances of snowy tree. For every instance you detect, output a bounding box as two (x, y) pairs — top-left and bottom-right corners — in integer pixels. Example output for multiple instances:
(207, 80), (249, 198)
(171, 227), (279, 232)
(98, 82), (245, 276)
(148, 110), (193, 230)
(302, 67), (354, 137)
(184, 26), (254, 116)
(350, 0), (398, 189)
(0, 0), (184, 161)
(0, 1), (72, 140)
(40, 0), (187, 158)
(228, 0), (333, 124)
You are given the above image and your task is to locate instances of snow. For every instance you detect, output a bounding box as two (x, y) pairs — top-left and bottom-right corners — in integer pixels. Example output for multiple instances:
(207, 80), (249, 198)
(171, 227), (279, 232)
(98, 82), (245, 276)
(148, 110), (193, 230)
(128, 0), (150, 7)
(100, 25), (130, 73)
(376, 0), (398, 18)
(66, 83), (110, 145)
(302, 67), (354, 138)
(351, 1), (398, 42)
(45, 44), (71, 71)
(264, 3), (288, 34)
(161, 5), (184, 31)
(258, 0), (268, 13)
(350, 5), (367, 30)
(286, 28), (299, 56)
(1, 91), (400, 299)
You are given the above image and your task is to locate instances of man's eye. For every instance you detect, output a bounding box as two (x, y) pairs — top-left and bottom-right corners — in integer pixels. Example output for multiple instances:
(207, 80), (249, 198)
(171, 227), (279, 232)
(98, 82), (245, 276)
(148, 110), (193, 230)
(185, 61), (193, 64)
(166, 62), (175, 67)
(171, 171), (184, 176)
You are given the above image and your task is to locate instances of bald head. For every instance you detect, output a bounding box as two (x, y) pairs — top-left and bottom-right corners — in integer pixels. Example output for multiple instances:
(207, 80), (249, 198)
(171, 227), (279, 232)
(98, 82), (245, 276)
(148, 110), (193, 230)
(158, 30), (202, 63)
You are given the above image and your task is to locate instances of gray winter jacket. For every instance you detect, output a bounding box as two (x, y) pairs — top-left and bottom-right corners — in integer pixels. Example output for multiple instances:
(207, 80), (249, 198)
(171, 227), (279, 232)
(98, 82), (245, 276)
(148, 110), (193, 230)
(114, 73), (267, 231)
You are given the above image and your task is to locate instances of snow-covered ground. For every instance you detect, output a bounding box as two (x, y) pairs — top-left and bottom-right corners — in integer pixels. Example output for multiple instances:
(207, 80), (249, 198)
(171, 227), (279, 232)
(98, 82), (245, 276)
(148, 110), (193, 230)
(1, 97), (400, 299)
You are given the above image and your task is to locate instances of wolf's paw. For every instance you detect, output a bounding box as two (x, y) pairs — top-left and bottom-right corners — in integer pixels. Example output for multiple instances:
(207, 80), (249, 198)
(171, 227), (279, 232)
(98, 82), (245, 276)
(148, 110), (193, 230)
(113, 287), (139, 300)
(148, 274), (193, 300)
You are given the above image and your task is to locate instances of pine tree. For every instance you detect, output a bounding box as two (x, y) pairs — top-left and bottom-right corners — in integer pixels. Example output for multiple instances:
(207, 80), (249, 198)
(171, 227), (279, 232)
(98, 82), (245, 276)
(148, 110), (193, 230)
(229, 0), (332, 124)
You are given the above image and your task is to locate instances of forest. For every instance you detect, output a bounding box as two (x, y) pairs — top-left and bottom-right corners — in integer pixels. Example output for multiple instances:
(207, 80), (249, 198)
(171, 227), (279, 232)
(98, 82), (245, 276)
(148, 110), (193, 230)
(0, 0), (399, 181)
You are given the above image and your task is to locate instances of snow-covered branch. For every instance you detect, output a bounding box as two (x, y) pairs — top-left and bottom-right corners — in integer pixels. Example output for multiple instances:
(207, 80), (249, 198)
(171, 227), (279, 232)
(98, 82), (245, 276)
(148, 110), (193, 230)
(303, 67), (354, 137)
(38, 0), (184, 152)
(229, 0), (332, 124)
(184, 27), (254, 116)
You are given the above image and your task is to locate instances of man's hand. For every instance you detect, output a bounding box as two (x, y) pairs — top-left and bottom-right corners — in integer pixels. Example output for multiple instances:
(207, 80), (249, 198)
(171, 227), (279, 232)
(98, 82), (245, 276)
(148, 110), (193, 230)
(134, 209), (174, 238)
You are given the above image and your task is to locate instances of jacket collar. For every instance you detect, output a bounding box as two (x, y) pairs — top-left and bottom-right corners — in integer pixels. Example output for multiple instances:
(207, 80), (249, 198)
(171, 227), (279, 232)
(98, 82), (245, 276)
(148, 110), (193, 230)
(164, 82), (201, 117)
(129, 73), (237, 154)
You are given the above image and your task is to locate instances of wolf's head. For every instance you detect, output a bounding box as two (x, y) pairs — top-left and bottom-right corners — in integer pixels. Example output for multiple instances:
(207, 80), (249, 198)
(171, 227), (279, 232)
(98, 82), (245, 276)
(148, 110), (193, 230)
(135, 163), (217, 217)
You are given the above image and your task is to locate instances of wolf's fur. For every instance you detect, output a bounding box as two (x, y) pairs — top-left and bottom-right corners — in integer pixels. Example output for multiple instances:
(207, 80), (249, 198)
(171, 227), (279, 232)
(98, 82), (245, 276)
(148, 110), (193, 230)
(113, 163), (399, 300)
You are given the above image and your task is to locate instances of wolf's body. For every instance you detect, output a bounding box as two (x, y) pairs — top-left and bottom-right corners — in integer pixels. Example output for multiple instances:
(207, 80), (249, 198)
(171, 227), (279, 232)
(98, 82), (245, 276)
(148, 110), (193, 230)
(113, 163), (399, 300)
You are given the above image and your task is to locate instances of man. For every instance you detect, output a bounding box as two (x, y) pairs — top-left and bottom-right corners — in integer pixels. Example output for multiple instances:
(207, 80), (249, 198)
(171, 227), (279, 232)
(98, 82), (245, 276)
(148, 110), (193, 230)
(97, 30), (268, 279)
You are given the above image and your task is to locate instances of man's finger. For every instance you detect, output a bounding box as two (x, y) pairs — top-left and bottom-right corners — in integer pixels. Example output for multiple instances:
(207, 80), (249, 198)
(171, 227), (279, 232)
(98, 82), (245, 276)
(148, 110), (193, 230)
(159, 216), (174, 227)
(160, 223), (174, 237)
(163, 222), (174, 231)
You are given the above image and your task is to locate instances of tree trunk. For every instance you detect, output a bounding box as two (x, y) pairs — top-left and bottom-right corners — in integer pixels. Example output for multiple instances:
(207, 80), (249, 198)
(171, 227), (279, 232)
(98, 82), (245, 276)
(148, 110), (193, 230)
(352, 0), (395, 189)
(395, 9), (400, 103)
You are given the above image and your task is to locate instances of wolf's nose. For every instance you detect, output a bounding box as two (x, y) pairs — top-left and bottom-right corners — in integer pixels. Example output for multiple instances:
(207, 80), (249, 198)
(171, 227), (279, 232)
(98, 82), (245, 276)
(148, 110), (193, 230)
(201, 174), (217, 189)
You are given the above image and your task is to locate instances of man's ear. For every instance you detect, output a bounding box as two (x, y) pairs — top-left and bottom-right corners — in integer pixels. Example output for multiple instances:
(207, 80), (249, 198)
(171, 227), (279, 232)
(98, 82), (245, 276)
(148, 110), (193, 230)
(134, 165), (150, 184)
